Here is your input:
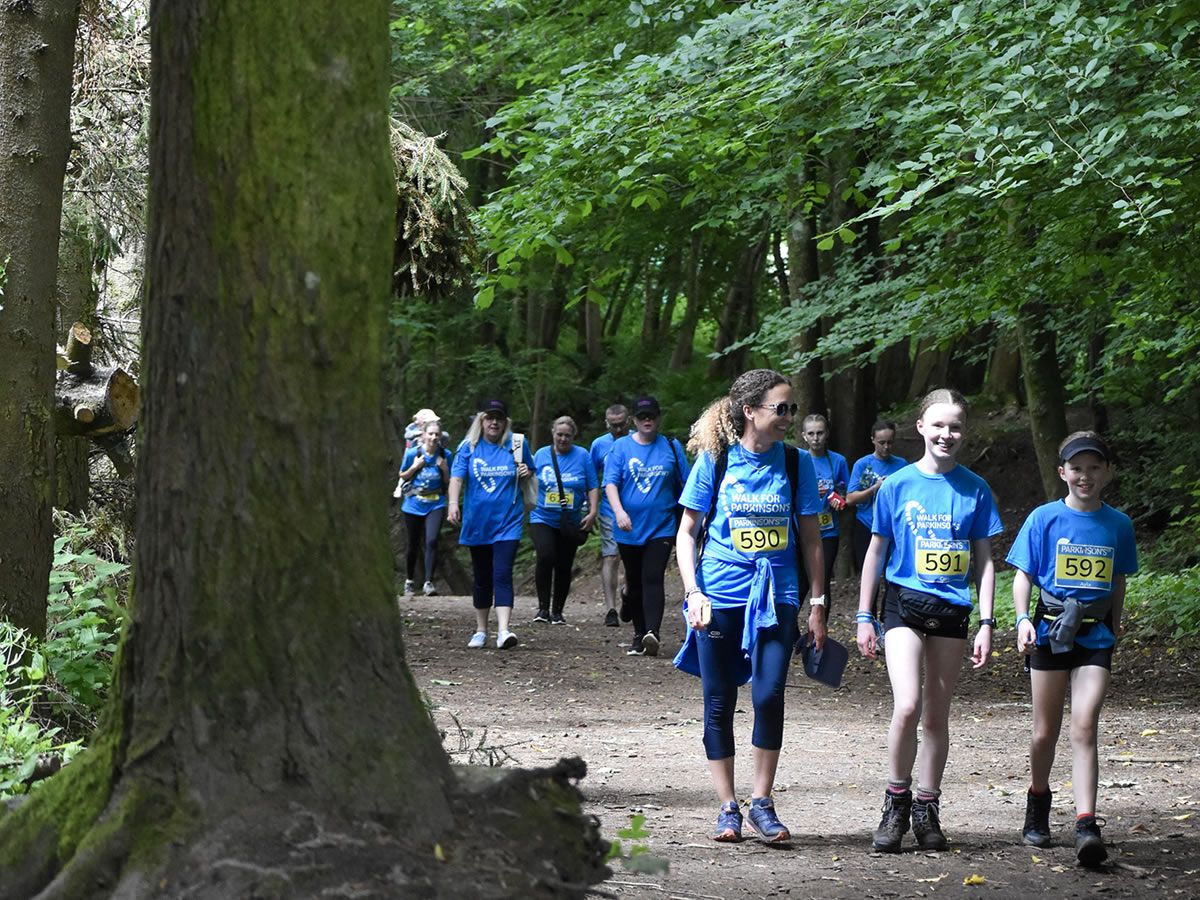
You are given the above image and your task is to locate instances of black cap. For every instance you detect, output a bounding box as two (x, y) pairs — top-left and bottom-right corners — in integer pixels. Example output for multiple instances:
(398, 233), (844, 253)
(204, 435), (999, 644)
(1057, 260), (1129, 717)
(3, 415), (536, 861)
(1060, 435), (1112, 463)
(632, 395), (661, 418)
(481, 399), (508, 417)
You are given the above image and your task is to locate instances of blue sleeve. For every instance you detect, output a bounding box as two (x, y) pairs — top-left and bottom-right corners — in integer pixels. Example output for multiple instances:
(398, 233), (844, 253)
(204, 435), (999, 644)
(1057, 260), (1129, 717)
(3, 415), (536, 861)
(1005, 508), (1040, 575)
(794, 450), (823, 516)
(1116, 514), (1138, 575)
(849, 457), (867, 491)
(450, 441), (470, 478)
(603, 442), (624, 487)
(679, 452), (714, 512)
(590, 439), (604, 476)
(873, 478), (896, 539)
(970, 483), (1004, 540)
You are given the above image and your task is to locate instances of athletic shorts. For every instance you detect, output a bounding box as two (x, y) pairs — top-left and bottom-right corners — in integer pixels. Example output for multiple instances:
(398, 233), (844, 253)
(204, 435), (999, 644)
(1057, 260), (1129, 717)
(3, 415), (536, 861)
(1028, 643), (1113, 671)
(882, 584), (969, 641)
(597, 513), (618, 557)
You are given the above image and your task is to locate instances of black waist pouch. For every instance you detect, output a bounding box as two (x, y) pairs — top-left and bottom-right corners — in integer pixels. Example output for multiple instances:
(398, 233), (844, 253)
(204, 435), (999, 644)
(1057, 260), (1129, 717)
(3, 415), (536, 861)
(896, 587), (970, 631)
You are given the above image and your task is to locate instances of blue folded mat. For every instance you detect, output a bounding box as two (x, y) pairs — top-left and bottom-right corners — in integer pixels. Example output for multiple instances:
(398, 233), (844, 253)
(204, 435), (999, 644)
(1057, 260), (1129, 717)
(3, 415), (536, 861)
(798, 635), (849, 688)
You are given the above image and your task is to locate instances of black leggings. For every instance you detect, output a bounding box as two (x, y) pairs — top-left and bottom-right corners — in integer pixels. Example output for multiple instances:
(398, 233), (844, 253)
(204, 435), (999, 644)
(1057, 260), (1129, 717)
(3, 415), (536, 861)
(853, 519), (873, 574)
(529, 523), (580, 612)
(404, 508), (446, 581)
(617, 537), (673, 638)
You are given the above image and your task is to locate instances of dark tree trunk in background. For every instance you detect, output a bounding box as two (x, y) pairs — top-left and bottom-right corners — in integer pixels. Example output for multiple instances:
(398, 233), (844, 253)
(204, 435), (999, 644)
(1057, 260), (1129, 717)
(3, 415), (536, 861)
(669, 233), (705, 370)
(708, 235), (767, 380)
(984, 328), (1022, 404)
(0, 0), (81, 639)
(1087, 325), (1109, 434)
(875, 341), (911, 411)
(0, 3), (603, 895)
(1016, 300), (1069, 500)
(786, 170), (825, 418)
(908, 338), (950, 398)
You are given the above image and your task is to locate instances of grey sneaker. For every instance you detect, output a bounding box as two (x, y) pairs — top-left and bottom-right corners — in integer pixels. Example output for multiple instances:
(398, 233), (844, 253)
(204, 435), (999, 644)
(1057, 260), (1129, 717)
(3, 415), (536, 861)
(1023, 789), (1052, 847)
(872, 790), (911, 853)
(423, 580), (437, 596)
(403, 579), (415, 595)
(640, 632), (660, 657)
(912, 797), (948, 850)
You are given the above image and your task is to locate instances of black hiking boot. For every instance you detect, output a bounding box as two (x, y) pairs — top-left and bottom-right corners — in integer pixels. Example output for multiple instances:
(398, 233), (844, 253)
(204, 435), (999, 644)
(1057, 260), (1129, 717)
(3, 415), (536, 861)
(1023, 790), (1052, 847)
(872, 790), (911, 853)
(1075, 815), (1108, 867)
(911, 796), (948, 851)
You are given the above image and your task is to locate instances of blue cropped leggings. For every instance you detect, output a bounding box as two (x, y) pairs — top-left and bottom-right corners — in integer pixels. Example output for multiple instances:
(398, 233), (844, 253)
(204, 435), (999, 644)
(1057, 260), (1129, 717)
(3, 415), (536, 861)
(696, 604), (799, 760)
(468, 540), (519, 610)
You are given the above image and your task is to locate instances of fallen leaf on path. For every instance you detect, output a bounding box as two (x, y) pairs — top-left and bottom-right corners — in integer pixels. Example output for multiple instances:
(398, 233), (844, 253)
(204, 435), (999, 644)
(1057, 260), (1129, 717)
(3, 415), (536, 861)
(1031, 855), (1043, 863)
(1051, 865), (1068, 873)
(1142, 729), (1161, 736)
(1171, 813), (1193, 821)
(963, 873), (986, 885)
(916, 874), (947, 883)
(434, 843), (445, 862)
(429, 679), (461, 686)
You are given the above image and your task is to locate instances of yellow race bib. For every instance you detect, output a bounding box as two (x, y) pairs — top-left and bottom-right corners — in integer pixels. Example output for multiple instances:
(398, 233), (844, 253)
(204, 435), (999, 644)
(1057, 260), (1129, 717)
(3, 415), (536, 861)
(818, 511), (834, 529)
(416, 491), (442, 503)
(915, 537), (969, 583)
(545, 490), (575, 507)
(1054, 542), (1114, 591)
(730, 516), (789, 554)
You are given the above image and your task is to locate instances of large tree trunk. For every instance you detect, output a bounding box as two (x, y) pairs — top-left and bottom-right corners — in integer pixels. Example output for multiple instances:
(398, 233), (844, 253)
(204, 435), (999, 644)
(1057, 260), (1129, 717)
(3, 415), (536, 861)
(785, 173), (825, 419)
(984, 328), (1022, 405)
(0, 3), (604, 896)
(708, 235), (767, 380)
(1016, 299), (1069, 500)
(668, 233), (705, 370)
(0, 0), (80, 639)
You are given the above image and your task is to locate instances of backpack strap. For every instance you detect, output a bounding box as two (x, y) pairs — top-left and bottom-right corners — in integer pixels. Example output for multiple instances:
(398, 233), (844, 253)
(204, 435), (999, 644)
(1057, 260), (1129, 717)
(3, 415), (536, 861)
(696, 446), (730, 561)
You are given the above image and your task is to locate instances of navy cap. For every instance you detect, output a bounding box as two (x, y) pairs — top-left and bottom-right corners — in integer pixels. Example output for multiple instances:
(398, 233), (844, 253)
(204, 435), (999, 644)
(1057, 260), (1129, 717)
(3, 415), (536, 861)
(481, 399), (508, 417)
(1060, 435), (1112, 463)
(632, 395), (661, 418)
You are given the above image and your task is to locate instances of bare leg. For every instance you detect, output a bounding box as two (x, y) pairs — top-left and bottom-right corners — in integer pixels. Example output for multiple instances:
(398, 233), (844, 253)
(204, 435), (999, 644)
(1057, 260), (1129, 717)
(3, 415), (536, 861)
(916, 636), (967, 792)
(474, 608), (489, 633)
(496, 605), (512, 634)
(708, 757), (736, 805)
(884, 627), (925, 784)
(601, 555), (619, 610)
(752, 747), (781, 798)
(1029, 669), (1069, 791)
(1069, 665), (1111, 814)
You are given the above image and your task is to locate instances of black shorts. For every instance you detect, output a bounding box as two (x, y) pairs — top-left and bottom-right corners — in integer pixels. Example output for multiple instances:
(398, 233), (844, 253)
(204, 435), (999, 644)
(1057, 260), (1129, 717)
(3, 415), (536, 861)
(1028, 643), (1113, 671)
(882, 584), (969, 640)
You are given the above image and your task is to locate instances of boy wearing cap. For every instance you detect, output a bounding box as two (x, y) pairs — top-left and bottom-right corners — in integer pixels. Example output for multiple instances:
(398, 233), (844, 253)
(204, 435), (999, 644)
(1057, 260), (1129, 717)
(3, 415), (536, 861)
(1007, 431), (1138, 866)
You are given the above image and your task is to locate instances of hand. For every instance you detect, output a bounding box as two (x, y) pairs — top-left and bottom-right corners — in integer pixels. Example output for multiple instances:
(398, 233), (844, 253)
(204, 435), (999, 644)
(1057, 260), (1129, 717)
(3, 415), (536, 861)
(447, 504), (460, 526)
(580, 512), (597, 531)
(972, 627), (992, 669)
(856, 621), (878, 660)
(414, 455), (427, 469)
(516, 463), (531, 479)
(827, 493), (846, 511)
(616, 511), (633, 531)
(686, 592), (710, 630)
(807, 606), (827, 651)
(1017, 619), (1037, 655)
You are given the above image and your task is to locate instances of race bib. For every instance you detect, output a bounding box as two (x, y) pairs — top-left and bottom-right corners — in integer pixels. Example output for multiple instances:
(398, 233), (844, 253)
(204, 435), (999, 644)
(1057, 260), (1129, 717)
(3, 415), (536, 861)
(730, 516), (789, 554)
(818, 511), (834, 529)
(545, 490), (575, 507)
(1054, 542), (1114, 591)
(416, 491), (442, 503)
(915, 537), (969, 583)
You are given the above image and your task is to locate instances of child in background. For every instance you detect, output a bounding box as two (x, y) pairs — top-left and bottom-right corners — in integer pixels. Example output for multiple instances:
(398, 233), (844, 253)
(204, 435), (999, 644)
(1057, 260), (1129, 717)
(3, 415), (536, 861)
(1007, 432), (1137, 867)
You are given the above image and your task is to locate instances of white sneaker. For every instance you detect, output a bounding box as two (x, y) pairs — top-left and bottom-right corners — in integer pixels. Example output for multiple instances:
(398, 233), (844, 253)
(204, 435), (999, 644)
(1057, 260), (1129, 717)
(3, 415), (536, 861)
(497, 630), (518, 650)
(403, 579), (415, 595)
(467, 631), (487, 649)
(423, 580), (437, 596)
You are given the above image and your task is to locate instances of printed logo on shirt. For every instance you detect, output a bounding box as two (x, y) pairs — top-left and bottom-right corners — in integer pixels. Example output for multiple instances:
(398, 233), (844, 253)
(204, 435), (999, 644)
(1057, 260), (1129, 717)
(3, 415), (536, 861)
(858, 465), (879, 490)
(628, 457), (668, 494)
(902, 501), (959, 537)
(816, 476), (833, 497)
(1054, 539), (1115, 591)
(472, 456), (511, 493)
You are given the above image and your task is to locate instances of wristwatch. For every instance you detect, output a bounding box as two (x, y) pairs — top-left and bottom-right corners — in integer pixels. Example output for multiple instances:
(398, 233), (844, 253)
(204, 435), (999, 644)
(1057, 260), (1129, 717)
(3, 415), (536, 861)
(809, 595), (826, 607)
(978, 617), (997, 628)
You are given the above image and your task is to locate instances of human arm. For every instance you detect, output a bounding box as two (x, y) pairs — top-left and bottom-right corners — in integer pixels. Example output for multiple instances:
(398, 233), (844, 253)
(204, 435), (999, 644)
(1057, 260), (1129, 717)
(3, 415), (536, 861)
(1013, 569), (1036, 654)
(606, 483), (632, 531)
(581, 488), (600, 529)
(846, 478), (884, 508)
(855, 534), (890, 659)
(447, 476), (463, 525)
(676, 507), (709, 629)
(970, 537), (995, 669)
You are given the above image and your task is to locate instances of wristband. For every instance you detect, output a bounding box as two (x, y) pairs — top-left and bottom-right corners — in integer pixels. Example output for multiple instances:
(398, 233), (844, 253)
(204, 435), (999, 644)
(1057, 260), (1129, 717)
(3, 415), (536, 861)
(809, 595), (826, 607)
(855, 612), (875, 623)
(1015, 613), (1031, 627)
(685, 588), (703, 600)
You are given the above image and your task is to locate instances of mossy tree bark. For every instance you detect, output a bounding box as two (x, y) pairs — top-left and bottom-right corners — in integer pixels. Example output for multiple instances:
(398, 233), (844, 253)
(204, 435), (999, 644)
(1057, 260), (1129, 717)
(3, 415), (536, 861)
(1016, 300), (1069, 500)
(0, 2), (521, 896)
(0, 0), (81, 640)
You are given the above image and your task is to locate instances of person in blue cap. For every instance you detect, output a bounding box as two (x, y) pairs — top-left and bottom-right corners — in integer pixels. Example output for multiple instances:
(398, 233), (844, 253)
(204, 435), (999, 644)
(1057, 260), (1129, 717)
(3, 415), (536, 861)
(448, 399), (534, 650)
(1007, 431), (1137, 867)
(674, 369), (827, 843)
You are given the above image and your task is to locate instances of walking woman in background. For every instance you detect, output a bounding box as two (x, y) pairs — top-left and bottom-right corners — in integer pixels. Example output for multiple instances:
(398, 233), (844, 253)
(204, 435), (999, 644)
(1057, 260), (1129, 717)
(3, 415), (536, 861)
(399, 419), (451, 596)
(530, 416), (600, 625)
(603, 395), (690, 657)
(448, 399), (534, 650)
(674, 369), (827, 843)
(847, 420), (908, 575)
(855, 389), (1002, 853)
(799, 413), (850, 613)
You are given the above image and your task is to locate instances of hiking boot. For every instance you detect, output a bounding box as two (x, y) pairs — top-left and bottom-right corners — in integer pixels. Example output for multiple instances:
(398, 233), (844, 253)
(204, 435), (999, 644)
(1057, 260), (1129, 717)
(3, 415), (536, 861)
(1023, 790), (1052, 847)
(747, 797), (791, 843)
(912, 796), (948, 851)
(626, 635), (645, 656)
(619, 588), (632, 622)
(403, 579), (415, 595)
(467, 631), (487, 649)
(423, 580), (437, 596)
(1075, 815), (1107, 867)
(497, 629), (519, 650)
(533, 608), (551, 624)
(712, 801), (742, 842)
(605, 608), (620, 628)
(640, 631), (660, 657)
(872, 790), (912, 853)
(550, 611), (567, 625)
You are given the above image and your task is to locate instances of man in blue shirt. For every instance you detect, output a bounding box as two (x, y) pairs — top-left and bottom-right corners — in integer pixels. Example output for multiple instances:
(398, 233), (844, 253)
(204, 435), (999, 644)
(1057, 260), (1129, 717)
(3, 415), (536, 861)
(590, 403), (629, 627)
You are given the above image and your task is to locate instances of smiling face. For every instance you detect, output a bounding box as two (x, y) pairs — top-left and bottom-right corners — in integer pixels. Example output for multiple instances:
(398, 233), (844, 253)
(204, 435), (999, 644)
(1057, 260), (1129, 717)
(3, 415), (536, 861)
(803, 419), (828, 454)
(743, 384), (795, 446)
(916, 402), (966, 463)
(421, 422), (441, 452)
(482, 412), (506, 443)
(1059, 450), (1112, 508)
(553, 423), (575, 454)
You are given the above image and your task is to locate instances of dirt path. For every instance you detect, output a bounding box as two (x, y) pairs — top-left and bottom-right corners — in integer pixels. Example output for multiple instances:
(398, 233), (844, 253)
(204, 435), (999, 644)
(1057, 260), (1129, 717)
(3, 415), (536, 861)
(401, 584), (1200, 899)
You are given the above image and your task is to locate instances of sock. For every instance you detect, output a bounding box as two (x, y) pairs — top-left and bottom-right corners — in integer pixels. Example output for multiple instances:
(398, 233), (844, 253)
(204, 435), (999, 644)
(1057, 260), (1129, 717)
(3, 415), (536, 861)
(886, 778), (912, 795)
(915, 785), (941, 803)
(1077, 812), (1095, 821)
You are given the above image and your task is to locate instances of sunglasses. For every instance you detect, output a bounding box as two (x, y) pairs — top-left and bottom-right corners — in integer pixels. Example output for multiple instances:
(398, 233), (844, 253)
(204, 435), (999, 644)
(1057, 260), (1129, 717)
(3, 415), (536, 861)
(756, 403), (799, 418)
(634, 413), (658, 422)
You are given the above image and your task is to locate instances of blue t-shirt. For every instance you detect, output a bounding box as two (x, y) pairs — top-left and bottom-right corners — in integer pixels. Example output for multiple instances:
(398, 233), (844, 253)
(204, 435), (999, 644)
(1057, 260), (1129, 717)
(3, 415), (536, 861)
(450, 436), (534, 546)
(873, 463), (1003, 608)
(589, 433), (618, 518)
(680, 442), (822, 608)
(804, 449), (850, 537)
(603, 434), (690, 545)
(530, 444), (599, 528)
(1006, 500), (1138, 650)
(399, 446), (452, 516)
(849, 453), (909, 529)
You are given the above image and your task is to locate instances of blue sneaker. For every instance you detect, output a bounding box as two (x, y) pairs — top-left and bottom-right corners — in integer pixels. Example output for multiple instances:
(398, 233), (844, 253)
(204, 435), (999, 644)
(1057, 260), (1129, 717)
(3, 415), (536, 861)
(713, 801), (742, 842)
(748, 796), (791, 843)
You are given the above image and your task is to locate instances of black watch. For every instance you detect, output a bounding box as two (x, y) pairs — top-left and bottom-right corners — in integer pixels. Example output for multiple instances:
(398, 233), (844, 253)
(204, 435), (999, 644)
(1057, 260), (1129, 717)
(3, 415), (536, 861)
(978, 617), (997, 628)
